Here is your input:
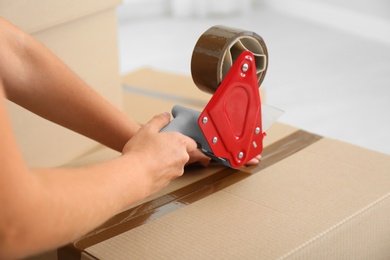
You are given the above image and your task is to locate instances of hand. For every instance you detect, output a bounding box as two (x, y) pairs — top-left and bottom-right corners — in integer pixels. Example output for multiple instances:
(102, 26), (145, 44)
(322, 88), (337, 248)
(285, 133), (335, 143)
(122, 112), (197, 197)
(187, 149), (211, 167)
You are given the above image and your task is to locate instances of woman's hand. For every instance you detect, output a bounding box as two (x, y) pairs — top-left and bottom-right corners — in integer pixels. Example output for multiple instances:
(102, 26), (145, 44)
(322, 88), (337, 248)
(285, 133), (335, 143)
(122, 112), (197, 197)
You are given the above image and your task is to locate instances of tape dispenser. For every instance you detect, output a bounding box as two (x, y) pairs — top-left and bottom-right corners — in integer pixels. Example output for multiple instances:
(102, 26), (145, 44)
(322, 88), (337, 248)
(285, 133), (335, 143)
(162, 25), (269, 168)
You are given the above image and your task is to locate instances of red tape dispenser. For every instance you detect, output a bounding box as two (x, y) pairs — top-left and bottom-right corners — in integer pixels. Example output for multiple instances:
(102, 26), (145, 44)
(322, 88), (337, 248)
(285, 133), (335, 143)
(161, 25), (268, 168)
(198, 51), (264, 168)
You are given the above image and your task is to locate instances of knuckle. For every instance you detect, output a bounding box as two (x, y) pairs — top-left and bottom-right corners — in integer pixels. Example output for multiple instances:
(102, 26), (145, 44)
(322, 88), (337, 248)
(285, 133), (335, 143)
(169, 131), (184, 142)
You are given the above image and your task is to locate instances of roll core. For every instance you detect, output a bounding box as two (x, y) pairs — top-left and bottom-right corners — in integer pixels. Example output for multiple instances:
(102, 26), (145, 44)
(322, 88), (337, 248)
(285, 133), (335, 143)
(191, 25), (268, 94)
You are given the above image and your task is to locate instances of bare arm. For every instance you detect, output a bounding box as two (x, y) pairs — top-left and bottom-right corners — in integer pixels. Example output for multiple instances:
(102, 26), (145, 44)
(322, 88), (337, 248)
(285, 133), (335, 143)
(0, 18), (199, 258)
(0, 17), (139, 152)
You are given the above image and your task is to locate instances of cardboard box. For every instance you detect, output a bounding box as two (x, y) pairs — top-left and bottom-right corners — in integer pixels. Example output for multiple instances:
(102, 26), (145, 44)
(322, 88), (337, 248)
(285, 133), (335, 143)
(0, 0), (122, 168)
(59, 68), (390, 259)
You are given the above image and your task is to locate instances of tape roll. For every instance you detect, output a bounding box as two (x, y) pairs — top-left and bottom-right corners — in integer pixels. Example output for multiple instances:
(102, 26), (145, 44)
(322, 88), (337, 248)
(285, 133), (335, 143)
(191, 25), (268, 94)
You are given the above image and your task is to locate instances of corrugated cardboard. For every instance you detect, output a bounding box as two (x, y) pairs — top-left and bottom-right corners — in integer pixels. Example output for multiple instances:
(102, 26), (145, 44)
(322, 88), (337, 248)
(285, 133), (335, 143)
(59, 68), (390, 259)
(1, 1), (122, 167)
(82, 137), (390, 259)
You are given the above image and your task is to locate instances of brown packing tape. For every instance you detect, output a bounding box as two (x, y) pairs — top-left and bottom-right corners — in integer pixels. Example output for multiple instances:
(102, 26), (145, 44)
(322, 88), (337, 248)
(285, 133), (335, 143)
(58, 130), (322, 260)
(191, 25), (268, 94)
(241, 129), (323, 174)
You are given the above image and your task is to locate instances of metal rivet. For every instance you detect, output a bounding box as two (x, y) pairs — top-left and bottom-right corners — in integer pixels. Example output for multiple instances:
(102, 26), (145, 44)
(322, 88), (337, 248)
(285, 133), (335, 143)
(255, 127), (261, 134)
(202, 117), (208, 124)
(212, 137), (218, 144)
(242, 63), (249, 72)
(238, 152), (244, 159)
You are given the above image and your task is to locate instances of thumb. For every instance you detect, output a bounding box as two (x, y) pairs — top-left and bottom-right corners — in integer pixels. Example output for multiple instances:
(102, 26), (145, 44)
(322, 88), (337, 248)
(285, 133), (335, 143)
(144, 112), (171, 132)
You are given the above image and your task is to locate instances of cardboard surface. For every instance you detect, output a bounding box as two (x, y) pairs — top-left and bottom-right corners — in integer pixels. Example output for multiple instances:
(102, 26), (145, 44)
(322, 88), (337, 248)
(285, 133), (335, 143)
(4, 6), (122, 167)
(59, 68), (390, 259)
(122, 68), (210, 104)
(122, 68), (209, 125)
(82, 137), (390, 259)
(0, 0), (121, 34)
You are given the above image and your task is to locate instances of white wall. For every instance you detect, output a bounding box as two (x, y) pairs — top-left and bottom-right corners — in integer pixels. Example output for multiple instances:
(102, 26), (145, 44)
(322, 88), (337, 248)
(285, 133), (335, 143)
(117, 0), (261, 21)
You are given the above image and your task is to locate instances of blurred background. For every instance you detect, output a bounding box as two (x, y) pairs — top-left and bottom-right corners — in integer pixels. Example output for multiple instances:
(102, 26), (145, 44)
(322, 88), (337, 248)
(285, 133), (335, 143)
(116, 0), (390, 155)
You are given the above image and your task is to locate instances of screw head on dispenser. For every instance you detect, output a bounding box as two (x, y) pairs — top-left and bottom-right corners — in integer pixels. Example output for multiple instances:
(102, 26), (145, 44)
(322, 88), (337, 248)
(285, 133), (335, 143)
(242, 63), (249, 72)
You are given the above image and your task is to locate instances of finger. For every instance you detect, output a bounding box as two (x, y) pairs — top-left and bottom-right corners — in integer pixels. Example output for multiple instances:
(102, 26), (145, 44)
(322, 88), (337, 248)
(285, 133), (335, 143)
(245, 157), (260, 166)
(144, 112), (171, 132)
(195, 151), (211, 167)
(199, 156), (211, 167)
(183, 135), (197, 153)
(186, 150), (211, 167)
(244, 154), (262, 166)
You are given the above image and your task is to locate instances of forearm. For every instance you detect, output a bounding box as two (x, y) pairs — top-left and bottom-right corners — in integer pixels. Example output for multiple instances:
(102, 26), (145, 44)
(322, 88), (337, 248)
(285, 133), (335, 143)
(0, 18), (140, 152)
(1, 155), (147, 258)
(1, 76), (193, 258)
(1, 79), (145, 258)
(0, 83), (140, 257)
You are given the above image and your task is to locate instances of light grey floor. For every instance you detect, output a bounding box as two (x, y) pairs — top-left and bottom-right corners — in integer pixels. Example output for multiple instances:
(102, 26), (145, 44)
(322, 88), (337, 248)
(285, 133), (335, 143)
(117, 0), (390, 155)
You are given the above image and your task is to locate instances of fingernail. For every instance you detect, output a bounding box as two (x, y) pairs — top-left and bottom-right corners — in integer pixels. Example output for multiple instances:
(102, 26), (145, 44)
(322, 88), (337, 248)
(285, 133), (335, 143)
(161, 112), (170, 118)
